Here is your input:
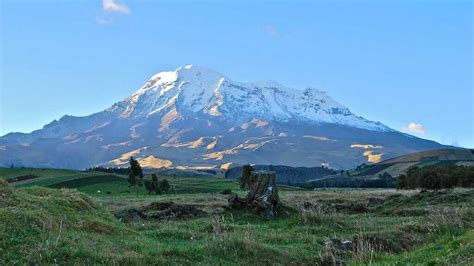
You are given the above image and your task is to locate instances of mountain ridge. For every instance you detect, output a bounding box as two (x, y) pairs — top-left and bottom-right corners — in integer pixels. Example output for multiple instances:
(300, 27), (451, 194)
(0, 65), (446, 169)
(106, 65), (391, 131)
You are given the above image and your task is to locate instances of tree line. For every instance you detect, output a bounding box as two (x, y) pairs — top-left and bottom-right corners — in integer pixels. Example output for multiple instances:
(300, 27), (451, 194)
(86, 166), (130, 175)
(307, 172), (396, 189)
(397, 165), (474, 190)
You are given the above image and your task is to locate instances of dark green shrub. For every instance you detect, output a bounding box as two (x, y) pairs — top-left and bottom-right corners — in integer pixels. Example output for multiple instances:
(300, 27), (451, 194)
(398, 165), (474, 190)
(220, 189), (232, 195)
(160, 179), (170, 193)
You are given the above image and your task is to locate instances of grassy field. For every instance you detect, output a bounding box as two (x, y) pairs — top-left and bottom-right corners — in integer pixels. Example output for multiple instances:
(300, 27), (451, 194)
(0, 167), (299, 198)
(1, 168), (473, 264)
(0, 167), (116, 187)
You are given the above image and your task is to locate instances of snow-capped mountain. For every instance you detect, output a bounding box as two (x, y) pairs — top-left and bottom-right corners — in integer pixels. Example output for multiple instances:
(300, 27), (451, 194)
(0, 65), (445, 170)
(109, 65), (389, 130)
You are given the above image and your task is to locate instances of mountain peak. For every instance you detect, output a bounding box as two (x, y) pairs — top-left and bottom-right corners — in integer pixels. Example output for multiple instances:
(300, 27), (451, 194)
(176, 64), (223, 75)
(108, 65), (390, 131)
(148, 65), (226, 83)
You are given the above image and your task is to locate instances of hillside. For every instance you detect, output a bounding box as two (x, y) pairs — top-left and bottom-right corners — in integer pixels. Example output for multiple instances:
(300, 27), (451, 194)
(307, 148), (474, 188)
(1, 174), (473, 264)
(379, 148), (474, 164)
(0, 65), (446, 170)
(357, 148), (474, 178)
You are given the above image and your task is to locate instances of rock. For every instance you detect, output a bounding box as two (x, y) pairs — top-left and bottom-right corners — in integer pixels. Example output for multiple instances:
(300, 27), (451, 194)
(324, 237), (353, 251)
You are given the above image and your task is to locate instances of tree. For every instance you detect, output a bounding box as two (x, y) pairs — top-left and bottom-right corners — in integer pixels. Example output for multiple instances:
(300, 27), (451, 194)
(144, 180), (153, 194)
(151, 174), (160, 193)
(128, 157), (144, 197)
(240, 164), (254, 190)
(160, 179), (170, 193)
(144, 174), (161, 194)
(397, 174), (408, 189)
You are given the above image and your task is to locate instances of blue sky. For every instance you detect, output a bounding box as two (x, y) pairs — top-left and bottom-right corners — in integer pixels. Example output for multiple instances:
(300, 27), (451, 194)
(1, 0), (472, 147)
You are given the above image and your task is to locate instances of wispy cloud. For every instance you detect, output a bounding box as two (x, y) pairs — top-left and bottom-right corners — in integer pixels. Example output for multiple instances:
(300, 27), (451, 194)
(102, 0), (130, 14)
(402, 122), (426, 134)
(97, 0), (130, 25)
(264, 25), (279, 37)
(96, 16), (113, 25)
(263, 24), (291, 39)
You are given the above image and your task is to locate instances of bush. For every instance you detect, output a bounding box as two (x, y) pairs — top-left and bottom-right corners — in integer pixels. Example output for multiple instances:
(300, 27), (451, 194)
(160, 179), (170, 193)
(145, 174), (161, 194)
(220, 189), (232, 195)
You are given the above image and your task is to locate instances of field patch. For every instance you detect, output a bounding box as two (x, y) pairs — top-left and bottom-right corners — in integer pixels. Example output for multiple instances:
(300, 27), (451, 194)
(48, 175), (126, 189)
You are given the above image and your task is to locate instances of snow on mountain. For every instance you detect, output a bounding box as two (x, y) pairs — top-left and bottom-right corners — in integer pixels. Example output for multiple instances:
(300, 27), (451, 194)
(0, 65), (445, 170)
(108, 65), (390, 131)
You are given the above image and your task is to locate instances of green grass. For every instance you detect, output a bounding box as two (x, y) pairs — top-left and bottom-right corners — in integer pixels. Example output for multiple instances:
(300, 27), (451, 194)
(1, 168), (244, 197)
(2, 168), (302, 197)
(0, 167), (77, 180)
(0, 167), (122, 189)
(68, 175), (244, 198)
(1, 168), (473, 264)
(367, 229), (474, 265)
(0, 179), (316, 264)
(48, 174), (125, 188)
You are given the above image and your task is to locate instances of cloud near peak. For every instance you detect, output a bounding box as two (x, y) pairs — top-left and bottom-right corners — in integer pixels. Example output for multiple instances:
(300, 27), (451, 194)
(402, 123), (426, 134)
(103, 0), (130, 14)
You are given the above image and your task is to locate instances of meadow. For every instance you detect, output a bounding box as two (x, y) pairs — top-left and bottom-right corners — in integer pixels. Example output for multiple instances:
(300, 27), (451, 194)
(0, 168), (473, 265)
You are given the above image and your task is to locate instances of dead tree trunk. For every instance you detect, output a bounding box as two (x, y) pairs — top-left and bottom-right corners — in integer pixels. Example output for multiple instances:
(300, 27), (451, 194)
(229, 171), (281, 217)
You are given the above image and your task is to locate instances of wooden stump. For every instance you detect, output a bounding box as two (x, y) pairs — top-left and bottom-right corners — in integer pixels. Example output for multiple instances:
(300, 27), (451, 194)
(229, 171), (281, 217)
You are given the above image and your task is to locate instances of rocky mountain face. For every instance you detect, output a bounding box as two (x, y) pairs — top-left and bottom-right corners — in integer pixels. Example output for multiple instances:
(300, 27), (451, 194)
(0, 65), (445, 170)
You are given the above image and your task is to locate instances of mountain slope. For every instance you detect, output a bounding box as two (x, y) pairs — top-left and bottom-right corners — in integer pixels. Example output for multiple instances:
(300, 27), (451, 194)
(0, 65), (446, 169)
